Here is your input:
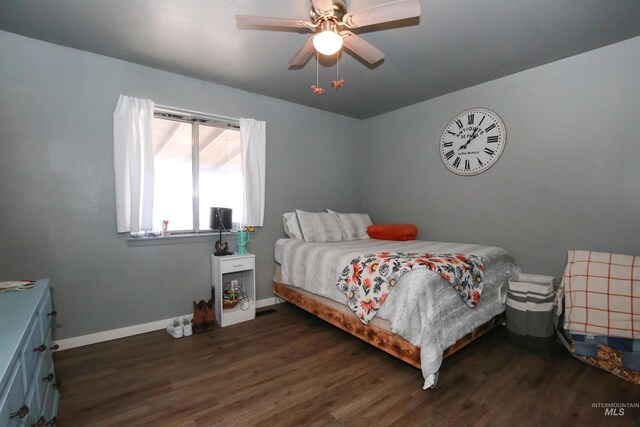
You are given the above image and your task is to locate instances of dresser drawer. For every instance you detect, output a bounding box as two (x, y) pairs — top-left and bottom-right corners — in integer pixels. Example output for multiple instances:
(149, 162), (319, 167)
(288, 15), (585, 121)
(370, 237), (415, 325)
(0, 362), (26, 427)
(20, 381), (40, 427)
(20, 317), (43, 392)
(37, 292), (54, 340)
(34, 348), (54, 414)
(220, 256), (254, 273)
(41, 381), (58, 427)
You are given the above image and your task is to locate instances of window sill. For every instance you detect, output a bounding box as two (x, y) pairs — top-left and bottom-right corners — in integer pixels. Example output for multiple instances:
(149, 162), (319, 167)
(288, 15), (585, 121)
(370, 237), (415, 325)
(126, 231), (235, 247)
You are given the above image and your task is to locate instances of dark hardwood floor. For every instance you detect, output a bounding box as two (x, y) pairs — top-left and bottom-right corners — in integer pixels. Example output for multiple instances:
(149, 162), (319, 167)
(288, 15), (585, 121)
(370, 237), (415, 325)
(54, 303), (639, 426)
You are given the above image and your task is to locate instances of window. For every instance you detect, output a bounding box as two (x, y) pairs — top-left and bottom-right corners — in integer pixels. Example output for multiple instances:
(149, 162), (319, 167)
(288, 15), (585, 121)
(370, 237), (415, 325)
(152, 110), (243, 233)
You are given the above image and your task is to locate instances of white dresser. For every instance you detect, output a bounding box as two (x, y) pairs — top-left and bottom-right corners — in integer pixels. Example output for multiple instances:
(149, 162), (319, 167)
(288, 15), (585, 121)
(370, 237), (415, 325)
(0, 279), (59, 426)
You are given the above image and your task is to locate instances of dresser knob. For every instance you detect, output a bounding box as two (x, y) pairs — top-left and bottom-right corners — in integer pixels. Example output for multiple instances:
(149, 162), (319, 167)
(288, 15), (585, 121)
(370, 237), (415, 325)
(31, 416), (46, 427)
(47, 310), (57, 317)
(50, 344), (60, 351)
(33, 344), (47, 353)
(43, 373), (55, 382)
(9, 404), (29, 419)
(46, 416), (57, 426)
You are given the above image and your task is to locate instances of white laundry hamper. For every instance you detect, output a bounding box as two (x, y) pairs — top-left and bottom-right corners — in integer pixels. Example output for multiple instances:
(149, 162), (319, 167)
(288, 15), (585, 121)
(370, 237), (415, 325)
(506, 273), (556, 354)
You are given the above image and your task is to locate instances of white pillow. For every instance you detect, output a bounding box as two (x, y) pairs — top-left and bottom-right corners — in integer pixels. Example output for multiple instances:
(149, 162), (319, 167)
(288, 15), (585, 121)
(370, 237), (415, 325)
(328, 210), (372, 240)
(282, 211), (303, 239)
(296, 209), (345, 242)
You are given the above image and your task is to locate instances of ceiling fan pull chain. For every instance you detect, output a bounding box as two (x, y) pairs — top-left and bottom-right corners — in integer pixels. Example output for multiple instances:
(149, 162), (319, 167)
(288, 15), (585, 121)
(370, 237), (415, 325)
(311, 50), (325, 95)
(332, 52), (345, 88)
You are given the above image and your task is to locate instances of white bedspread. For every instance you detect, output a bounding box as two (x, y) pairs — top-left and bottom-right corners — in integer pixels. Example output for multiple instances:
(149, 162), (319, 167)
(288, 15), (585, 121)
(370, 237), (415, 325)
(275, 238), (520, 388)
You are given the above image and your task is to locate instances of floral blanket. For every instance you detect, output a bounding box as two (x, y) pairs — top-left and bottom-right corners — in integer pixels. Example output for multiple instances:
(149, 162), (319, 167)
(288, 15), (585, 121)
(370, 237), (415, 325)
(336, 252), (484, 324)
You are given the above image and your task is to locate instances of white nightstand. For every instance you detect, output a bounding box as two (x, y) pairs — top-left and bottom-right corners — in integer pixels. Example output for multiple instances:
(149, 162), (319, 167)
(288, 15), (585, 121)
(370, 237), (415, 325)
(212, 253), (256, 327)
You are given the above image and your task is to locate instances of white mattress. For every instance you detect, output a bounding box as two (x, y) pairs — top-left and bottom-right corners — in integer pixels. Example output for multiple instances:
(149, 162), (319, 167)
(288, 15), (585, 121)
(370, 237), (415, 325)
(275, 238), (521, 388)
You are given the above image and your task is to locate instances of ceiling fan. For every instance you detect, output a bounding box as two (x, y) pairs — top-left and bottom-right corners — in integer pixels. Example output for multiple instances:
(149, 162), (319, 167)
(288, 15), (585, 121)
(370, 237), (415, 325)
(236, 0), (421, 68)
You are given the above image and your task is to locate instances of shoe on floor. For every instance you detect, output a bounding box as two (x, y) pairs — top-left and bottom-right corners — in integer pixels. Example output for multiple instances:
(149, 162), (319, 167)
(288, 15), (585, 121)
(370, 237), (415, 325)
(204, 299), (217, 331)
(166, 318), (183, 339)
(192, 300), (206, 334)
(182, 316), (192, 337)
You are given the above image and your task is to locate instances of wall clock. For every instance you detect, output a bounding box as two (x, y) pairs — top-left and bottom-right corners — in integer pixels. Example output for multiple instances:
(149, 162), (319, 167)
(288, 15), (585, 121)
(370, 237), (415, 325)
(440, 108), (507, 175)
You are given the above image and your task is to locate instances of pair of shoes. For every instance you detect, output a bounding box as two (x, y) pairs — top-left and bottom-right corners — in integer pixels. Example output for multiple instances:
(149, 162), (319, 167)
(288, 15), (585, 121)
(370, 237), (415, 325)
(166, 317), (192, 339)
(192, 299), (217, 333)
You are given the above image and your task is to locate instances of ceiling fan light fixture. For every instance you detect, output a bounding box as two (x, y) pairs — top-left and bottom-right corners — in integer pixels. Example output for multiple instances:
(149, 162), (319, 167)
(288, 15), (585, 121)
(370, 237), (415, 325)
(313, 21), (343, 55)
(239, 0), (422, 68)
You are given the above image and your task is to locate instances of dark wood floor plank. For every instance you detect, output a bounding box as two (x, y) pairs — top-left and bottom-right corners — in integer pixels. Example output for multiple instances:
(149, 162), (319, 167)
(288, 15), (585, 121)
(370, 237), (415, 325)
(54, 303), (640, 426)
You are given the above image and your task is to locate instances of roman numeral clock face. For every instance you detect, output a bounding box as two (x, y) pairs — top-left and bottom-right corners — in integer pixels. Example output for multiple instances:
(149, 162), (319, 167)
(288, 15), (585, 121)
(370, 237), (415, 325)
(440, 108), (506, 175)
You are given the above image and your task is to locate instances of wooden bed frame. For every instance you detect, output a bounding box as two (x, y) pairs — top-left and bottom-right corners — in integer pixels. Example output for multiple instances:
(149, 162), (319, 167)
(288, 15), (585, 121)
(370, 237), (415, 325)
(274, 281), (505, 369)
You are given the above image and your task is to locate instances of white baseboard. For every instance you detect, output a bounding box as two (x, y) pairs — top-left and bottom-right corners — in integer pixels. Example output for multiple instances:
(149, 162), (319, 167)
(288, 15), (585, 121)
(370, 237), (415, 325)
(255, 296), (280, 308)
(53, 297), (281, 351)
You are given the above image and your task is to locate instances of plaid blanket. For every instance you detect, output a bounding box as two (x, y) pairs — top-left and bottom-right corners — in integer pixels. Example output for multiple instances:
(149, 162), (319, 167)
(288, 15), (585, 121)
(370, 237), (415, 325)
(337, 252), (484, 324)
(562, 250), (640, 339)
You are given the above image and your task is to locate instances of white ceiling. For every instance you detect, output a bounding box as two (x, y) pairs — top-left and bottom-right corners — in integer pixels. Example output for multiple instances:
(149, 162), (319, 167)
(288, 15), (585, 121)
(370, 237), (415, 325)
(1, 0), (640, 119)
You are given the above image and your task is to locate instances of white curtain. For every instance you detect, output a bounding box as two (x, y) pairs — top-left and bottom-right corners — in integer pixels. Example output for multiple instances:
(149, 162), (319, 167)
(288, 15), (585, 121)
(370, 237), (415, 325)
(113, 95), (155, 233)
(240, 118), (266, 227)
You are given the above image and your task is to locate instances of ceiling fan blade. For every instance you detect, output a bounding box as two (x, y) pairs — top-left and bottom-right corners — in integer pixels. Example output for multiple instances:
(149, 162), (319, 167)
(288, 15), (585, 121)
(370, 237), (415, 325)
(312, 0), (334, 15)
(343, 0), (421, 28)
(341, 32), (385, 64)
(236, 15), (311, 30)
(288, 37), (316, 68)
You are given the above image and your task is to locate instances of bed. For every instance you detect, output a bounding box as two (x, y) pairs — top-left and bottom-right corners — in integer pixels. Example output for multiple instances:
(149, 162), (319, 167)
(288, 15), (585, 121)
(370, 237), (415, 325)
(274, 238), (521, 388)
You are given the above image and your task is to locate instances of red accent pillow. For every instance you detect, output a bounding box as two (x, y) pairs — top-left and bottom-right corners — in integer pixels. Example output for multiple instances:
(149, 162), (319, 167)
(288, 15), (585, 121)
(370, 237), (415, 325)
(367, 224), (419, 241)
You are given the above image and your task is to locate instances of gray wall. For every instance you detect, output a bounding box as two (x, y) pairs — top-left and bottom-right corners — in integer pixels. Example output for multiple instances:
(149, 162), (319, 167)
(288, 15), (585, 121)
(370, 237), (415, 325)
(0, 30), (363, 340)
(2, 28), (639, 342)
(360, 36), (640, 280)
